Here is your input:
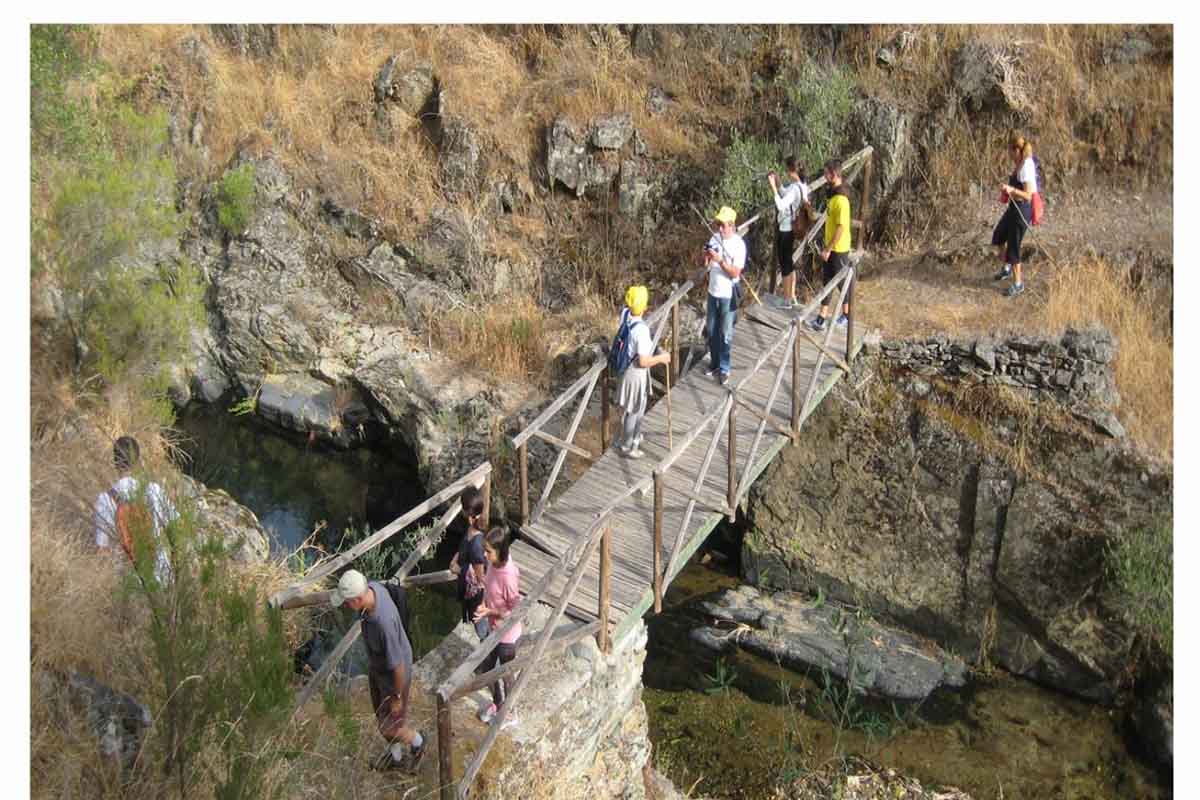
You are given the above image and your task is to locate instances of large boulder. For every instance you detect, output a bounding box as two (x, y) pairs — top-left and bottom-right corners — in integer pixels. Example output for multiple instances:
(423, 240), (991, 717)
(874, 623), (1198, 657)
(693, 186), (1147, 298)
(373, 56), (435, 114)
(693, 586), (967, 702)
(209, 24), (279, 60)
(848, 96), (914, 234)
(952, 39), (1031, 113)
(546, 116), (620, 198)
(439, 115), (484, 197)
(741, 355), (1171, 703)
(37, 670), (151, 770)
(590, 112), (634, 150)
(180, 475), (273, 562)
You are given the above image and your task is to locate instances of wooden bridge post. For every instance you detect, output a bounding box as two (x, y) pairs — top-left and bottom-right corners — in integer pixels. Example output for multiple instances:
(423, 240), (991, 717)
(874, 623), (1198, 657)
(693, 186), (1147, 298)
(791, 323), (802, 444)
(670, 303), (680, 384)
(518, 442), (529, 523)
(481, 471), (491, 529)
(653, 471), (664, 614)
(859, 153), (874, 248)
(598, 526), (612, 652)
(726, 395), (737, 523)
(437, 694), (454, 800)
(600, 365), (611, 452)
(846, 270), (856, 365)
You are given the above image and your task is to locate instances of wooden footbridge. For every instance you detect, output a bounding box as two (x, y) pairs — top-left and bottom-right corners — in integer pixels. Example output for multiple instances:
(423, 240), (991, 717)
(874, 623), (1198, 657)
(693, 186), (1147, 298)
(270, 146), (876, 799)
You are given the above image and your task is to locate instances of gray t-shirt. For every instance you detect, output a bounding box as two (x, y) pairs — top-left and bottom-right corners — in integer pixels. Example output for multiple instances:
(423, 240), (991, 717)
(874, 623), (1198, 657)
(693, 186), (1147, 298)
(360, 581), (413, 680)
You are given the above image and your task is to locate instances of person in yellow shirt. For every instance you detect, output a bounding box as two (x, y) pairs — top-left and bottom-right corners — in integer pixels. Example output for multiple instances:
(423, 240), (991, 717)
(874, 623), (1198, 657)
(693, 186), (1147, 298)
(807, 159), (852, 332)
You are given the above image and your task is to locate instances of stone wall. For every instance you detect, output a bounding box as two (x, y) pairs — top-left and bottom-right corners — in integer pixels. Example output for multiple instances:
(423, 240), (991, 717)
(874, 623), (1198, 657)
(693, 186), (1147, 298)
(874, 325), (1125, 437)
(413, 606), (674, 800)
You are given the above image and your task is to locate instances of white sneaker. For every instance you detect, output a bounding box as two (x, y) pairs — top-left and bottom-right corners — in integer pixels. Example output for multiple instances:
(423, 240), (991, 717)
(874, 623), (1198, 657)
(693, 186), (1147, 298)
(623, 447), (645, 460)
(479, 703), (497, 723)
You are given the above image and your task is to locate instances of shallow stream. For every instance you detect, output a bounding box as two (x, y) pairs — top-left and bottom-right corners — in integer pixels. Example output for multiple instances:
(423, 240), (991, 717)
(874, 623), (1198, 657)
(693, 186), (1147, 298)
(174, 402), (1167, 798)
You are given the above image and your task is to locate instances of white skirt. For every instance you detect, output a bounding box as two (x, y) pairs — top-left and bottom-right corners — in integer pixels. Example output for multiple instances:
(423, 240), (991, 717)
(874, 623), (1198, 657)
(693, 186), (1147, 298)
(616, 366), (649, 416)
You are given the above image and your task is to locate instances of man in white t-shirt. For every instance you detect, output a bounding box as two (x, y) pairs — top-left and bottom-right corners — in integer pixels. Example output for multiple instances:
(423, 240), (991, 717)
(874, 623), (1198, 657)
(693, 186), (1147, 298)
(94, 436), (178, 583)
(697, 206), (746, 386)
(767, 156), (810, 308)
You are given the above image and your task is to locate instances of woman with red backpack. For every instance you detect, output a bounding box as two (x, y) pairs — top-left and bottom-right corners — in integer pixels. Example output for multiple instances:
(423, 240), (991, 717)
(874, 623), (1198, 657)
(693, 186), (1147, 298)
(991, 131), (1043, 297)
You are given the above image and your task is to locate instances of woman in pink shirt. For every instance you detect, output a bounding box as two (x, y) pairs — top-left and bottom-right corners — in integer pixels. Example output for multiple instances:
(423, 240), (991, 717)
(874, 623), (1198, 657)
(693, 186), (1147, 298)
(472, 526), (522, 728)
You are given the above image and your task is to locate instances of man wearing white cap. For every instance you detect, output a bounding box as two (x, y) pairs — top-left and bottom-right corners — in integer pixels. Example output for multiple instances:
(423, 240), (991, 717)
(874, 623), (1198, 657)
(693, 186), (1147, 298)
(330, 569), (425, 771)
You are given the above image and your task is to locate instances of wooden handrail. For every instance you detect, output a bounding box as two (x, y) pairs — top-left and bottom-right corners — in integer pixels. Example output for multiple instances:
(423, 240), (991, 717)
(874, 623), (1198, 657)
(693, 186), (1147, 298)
(800, 268), (855, 420)
(436, 476), (652, 703)
(531, 366), (602, 523)
(732, 321), (793, 393)
(737, 145), (874, 234)
(276, 570), (455, 610)
(448, 620), (603, 700)
(662, 394), (733, 580)
(269, 462), (491, 608)
(292, 497), (463, 713)
(735, 325), (797, 502)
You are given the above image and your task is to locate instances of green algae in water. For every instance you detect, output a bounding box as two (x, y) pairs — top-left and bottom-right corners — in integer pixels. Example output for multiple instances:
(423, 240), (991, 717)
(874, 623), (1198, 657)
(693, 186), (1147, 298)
(643, 555), (1167, 800)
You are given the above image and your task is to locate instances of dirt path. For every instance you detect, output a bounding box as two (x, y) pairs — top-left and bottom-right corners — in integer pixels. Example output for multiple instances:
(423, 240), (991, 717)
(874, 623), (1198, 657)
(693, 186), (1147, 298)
(850, 182), (1172, 340)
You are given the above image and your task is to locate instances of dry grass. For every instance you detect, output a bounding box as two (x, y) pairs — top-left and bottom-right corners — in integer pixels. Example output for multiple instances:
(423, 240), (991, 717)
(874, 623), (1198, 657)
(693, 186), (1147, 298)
(1036, 256), (1172, 459)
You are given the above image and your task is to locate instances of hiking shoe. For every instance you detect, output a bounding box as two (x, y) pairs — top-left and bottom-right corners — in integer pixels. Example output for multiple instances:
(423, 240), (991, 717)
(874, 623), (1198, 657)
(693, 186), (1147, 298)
(719, 373), (729, 386)
(1004, 282), (1025, 297)
(835, 314), (849, 328)
(623, 447), (645, 460)
(479, 703), (498, 723)
(993, 265), (1012, 281)
(806, 317), (826, 332)
(408, 736), (428, 773)
(703, 367), (718, 378)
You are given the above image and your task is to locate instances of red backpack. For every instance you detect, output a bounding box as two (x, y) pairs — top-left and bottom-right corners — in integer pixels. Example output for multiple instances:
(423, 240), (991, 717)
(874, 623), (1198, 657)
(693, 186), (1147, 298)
(107, 488), (153, 562)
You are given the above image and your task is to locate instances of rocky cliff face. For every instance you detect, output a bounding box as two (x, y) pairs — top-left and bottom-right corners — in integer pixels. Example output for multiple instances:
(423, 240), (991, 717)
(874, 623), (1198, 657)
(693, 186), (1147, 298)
(178, 155), (523, 489)
(741, 342), (1170, 704)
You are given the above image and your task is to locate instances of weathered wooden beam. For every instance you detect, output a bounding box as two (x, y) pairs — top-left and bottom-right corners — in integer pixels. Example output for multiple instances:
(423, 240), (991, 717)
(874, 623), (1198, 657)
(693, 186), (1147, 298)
(739, 145), (874, 233)
(659, 471), (733, 518)
(670, 303), (680, 384)
(598, 531), (612, 654)
(277, 570), (456, 610)
(456, 510), (615, 798)
(437, 477), (651, 703)
(531, 428), (596, 461)
(791, 324), (802, 445)
(737, 326), (797, 502)
(531, 367), (601, 523)
(797, 323), (852, 374)
(600, 366), (610, 453)
(269, 463), (490, 608)
(727, 395), (738, 523)
(662, 394), (732, 580)
(801, 269), (854, 419)
(449, 621), (603, 699)
(733, 393), (796, 443)
(437, 693), (453, 800)
(510, 360), (605, 449)
(733, 322), (793, 392)
(518, 441), (529, 523)
(653, 472), (664, 614)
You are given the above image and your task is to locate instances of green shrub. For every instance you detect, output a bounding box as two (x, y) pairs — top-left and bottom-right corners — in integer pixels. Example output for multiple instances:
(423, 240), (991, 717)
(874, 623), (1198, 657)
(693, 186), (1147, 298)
(124, 490), (292, 799)
(710, 130), (781, 218)
(1107, 518), (1173, 657)
(781, 60), (857, 178)
(30, 24), (102, 166)
(218, 164), (258, 236)
(41, 104), (203, 397)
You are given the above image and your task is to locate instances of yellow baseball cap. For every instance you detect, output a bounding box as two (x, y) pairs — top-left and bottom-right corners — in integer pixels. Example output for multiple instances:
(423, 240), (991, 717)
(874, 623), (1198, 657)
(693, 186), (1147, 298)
(625, 285), (649, 317)
(714, 206), (737, 224)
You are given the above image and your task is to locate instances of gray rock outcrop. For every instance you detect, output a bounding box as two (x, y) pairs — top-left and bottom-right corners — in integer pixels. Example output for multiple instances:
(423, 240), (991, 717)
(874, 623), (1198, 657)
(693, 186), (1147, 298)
(38, 670), (152, 769)
(952, 39), (1030, 113)
(209, 24), (279, 60)
(742, 354), (1171, 704)
(180, 475), (272, 562)
(692, 586), (967, 702)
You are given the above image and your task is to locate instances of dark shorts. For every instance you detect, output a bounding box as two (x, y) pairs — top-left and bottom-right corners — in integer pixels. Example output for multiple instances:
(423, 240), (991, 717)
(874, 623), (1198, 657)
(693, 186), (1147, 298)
(369, 669), (412, 740)
(822, 250), (848, 285)
(776, 230), (796, 277)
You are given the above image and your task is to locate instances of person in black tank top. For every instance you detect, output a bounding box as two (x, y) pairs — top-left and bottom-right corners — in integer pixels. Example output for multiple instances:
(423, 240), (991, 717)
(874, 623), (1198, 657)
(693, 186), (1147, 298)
(991, 131), (1038, 297)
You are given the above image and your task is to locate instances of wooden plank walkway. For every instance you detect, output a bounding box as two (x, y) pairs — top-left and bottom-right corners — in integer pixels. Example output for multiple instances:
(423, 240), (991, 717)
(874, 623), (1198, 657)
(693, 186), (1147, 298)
(511, 298), (863, 636)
